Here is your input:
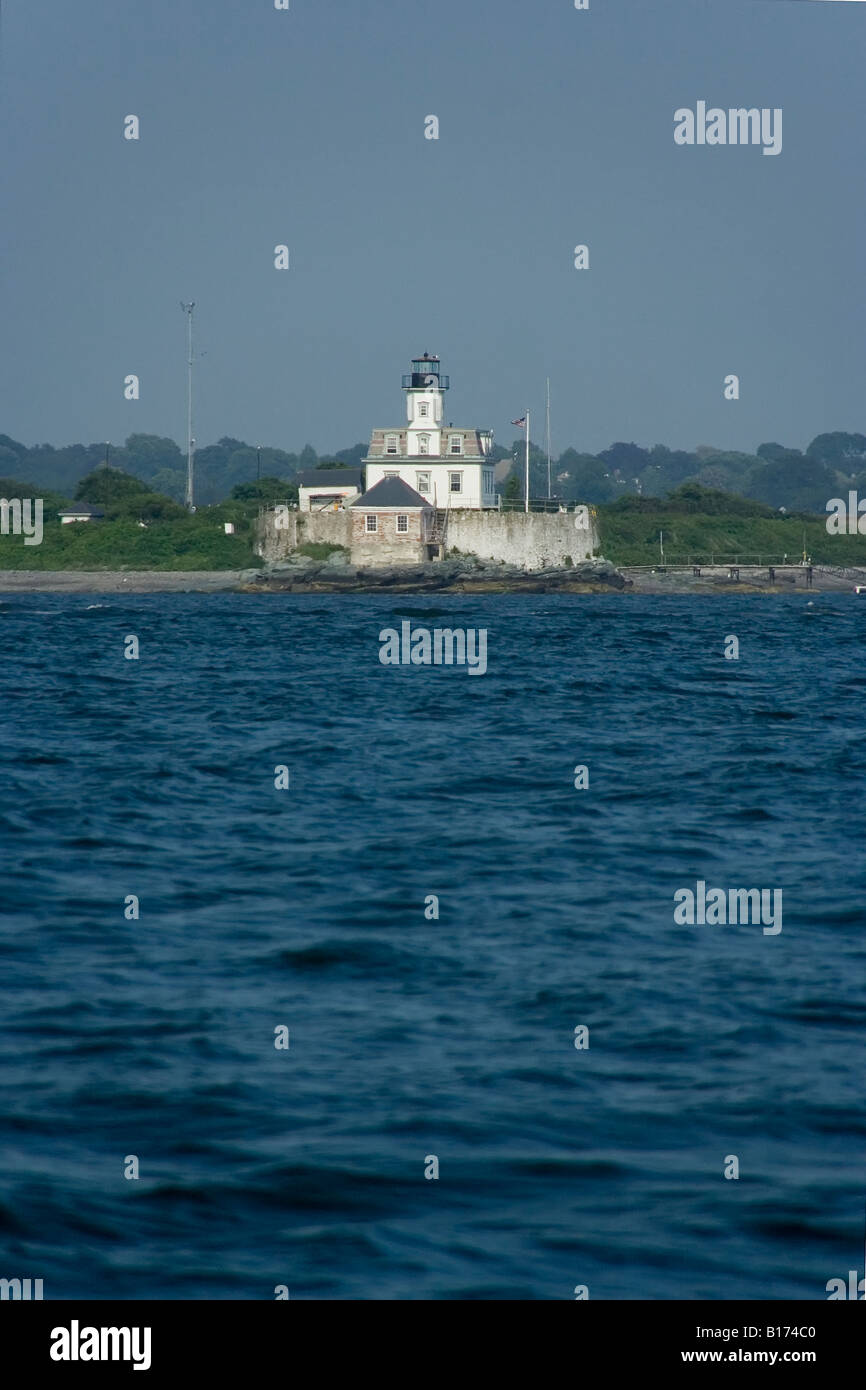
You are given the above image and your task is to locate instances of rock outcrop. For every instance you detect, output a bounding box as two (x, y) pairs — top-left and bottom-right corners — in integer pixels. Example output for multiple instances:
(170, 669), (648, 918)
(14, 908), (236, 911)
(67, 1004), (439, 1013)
(248, 556), (629, 593)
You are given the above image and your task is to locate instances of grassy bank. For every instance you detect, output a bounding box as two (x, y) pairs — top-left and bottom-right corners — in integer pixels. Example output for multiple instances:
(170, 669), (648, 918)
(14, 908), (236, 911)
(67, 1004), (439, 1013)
(5, 477), (866, 573)
(0, 506), (263, 571)
(597, 492), (866, 567)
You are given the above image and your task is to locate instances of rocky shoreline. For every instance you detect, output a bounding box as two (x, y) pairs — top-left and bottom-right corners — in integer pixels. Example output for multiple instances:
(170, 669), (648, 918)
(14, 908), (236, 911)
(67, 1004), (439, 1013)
(0, 558), (861, 595)
(246, 554), (629, 592)
(246, 553), (864, 594)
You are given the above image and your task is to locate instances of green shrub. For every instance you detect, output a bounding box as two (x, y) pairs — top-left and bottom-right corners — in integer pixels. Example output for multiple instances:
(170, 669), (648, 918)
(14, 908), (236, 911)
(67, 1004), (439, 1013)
(295, 542), (348, 560)
(0, 512), (263, 570)
(596, 503), (866, 567)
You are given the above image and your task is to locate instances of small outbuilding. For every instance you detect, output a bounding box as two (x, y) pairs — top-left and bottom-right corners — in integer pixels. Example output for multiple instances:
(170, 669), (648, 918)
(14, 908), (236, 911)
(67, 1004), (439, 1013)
(350, 476), (436, 566)
(58, 503), (105, 524)
(297, 468), (362, 513)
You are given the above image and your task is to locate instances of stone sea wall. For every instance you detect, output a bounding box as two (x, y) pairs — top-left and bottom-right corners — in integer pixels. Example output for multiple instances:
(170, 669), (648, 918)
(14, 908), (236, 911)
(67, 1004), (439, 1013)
(445, 507), (598, 569)
(257, 505), (599, 571)
(256, 508), (351, 563)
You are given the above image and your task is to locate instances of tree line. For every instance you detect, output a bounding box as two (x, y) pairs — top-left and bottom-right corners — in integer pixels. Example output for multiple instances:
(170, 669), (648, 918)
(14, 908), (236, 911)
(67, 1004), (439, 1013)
(1, 429), (864, 516)
(0, 433), (366, 508)
(507, 433), (866, 515)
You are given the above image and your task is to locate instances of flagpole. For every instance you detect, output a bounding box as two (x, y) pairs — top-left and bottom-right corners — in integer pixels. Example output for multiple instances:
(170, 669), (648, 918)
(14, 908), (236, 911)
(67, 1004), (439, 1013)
(524, 408), (530, 514)
(546, 377), (551, 500)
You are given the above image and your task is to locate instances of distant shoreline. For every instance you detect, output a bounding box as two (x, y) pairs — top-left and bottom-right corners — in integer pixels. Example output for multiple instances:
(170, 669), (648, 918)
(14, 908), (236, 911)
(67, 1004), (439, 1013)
(0, 570), (256, 594)
(0, 565), (862, 596)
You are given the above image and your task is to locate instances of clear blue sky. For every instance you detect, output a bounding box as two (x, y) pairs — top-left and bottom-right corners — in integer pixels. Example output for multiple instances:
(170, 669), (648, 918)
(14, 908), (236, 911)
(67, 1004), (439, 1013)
(0, 0), (863, 458)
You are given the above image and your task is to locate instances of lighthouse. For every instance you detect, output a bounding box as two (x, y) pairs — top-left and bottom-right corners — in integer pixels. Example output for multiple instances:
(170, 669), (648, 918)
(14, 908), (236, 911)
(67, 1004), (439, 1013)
(404, 353), (448, 438)
(363, 353), (496, 510)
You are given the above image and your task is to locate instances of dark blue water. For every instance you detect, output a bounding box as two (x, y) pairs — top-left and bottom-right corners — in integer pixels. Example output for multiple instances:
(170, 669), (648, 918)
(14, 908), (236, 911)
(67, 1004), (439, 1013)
(1, 592), (864, 1300)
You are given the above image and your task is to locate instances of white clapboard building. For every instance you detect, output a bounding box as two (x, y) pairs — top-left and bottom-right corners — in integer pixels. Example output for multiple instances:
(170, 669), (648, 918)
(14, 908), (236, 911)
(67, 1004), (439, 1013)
(363, 354), (496, 510)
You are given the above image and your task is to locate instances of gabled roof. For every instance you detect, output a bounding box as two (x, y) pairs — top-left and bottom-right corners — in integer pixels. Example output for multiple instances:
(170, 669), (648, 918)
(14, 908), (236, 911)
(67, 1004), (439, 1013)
(351, 476), (431, 509)
(297, 469), (362, 488)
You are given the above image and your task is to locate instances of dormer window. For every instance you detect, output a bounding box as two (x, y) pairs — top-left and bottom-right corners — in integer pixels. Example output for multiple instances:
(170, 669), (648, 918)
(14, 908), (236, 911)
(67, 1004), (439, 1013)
(385, 434), (398, 455)
(449, 434), (462, 455)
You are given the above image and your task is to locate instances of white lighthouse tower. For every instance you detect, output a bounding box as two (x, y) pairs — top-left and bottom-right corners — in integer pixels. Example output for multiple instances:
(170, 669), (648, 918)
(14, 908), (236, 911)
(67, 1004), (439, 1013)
(363, 353), (496, 508)
(404, 353), (448, 451)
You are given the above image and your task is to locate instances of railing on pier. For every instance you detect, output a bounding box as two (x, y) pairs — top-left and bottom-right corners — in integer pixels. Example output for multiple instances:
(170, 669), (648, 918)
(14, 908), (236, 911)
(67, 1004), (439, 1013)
(812, 563), (866, 581)
(623, 555), (816, 568)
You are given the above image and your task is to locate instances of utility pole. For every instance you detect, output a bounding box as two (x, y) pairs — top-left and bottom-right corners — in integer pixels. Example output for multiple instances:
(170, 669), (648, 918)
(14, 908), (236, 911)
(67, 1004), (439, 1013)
(524, 409), (530, 514)
(181, 302), (196, 510)
(256, 444), (262, 481)
(545, 377), (551, 500)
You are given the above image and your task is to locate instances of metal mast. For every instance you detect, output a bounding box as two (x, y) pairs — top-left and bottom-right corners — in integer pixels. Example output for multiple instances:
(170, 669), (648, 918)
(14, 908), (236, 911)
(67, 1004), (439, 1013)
(524, 409), (530, 514)
(181, 302), (196, 510)
(545, 377), (551, 499)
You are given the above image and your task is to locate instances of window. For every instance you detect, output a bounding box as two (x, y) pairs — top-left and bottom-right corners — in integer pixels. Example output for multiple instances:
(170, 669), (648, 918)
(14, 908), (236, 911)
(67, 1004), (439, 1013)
(383, 470), (399, 478)
(365, 514), (377, 532)
(418, 402), (428, 418)
(396, 514), (408, 533)
(483, 469), (494, 493)
(449, 472), (462, 493)
(415, 471), (430, 493)
(418, 434), (430, 455)
(449, 434), (463, 455)
(385, 434), (398, 455)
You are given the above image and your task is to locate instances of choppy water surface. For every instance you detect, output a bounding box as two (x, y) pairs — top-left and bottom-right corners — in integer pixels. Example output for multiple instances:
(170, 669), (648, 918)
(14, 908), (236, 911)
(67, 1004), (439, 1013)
(0, 593), (864, 1299)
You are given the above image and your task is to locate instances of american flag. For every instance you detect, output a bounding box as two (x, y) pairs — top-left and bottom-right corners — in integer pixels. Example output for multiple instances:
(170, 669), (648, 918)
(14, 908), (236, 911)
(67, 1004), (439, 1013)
(511, 416), (526, 427)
